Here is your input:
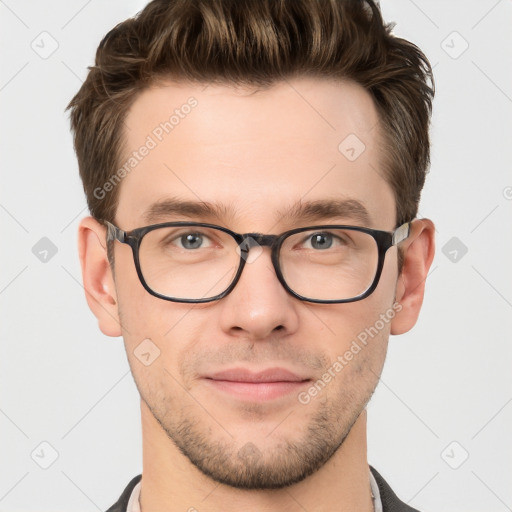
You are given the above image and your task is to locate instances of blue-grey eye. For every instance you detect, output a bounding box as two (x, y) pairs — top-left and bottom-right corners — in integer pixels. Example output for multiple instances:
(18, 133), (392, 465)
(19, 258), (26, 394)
(309, 232), (334, 250)
(180, 233), (204, 249)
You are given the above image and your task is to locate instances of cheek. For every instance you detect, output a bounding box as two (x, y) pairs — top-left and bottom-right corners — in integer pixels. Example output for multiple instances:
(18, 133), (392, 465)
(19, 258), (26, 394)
(116, 294), (200, 409)
(113, 248), (178, 337)
(378, 245), (400, 297)
(115, 269), (210, 383)
(312, 257), (398, 373)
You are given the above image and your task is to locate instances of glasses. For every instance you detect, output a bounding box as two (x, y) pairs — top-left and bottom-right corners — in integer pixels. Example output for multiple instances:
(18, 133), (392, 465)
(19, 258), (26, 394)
(104, 220), (411, 304)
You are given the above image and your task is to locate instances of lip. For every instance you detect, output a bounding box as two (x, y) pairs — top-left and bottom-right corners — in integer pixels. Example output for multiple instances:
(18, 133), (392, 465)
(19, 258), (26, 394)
(205, 367), (310, 383)
(202, 367), (311, 402)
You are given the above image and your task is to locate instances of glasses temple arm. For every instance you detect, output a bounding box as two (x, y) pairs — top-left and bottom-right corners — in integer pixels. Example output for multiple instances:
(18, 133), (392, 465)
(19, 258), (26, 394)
(102, 220), (125, 243)
(392, 222), (411, 246)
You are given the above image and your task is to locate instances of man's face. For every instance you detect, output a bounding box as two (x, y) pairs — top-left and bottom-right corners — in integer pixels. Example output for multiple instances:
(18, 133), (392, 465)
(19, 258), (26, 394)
(113, 78), (398, 488)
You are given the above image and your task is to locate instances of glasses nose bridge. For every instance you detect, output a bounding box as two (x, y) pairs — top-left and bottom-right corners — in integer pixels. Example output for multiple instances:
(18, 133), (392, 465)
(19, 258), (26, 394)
(235, 232), (282, 291)
(239, 233), (280, 253)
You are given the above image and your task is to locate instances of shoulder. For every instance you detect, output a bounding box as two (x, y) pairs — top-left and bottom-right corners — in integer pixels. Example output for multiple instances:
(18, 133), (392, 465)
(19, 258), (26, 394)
(370, 466), (422, 512)
(107, 470), (420, 512)
(105, 475), (142, 512)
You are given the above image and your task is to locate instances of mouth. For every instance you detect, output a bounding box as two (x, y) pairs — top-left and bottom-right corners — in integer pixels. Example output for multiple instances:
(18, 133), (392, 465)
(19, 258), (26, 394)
(202, 367), (312, 402)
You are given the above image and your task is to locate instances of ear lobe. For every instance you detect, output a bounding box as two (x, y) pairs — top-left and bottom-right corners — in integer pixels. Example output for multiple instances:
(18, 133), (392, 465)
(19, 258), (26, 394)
(390, 218), (436, 335)
(78, 216), (122, 337)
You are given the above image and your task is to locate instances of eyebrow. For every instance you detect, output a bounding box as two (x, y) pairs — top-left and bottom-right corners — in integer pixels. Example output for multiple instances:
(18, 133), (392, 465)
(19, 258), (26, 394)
(142, 196), (371, 226)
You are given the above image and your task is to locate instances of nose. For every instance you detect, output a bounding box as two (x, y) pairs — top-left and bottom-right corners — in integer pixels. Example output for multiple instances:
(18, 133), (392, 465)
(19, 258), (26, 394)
(217, 245), (300, 341)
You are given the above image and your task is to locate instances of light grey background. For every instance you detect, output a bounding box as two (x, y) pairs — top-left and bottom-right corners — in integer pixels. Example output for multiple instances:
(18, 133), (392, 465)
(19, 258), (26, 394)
(0, 1), (511, 511)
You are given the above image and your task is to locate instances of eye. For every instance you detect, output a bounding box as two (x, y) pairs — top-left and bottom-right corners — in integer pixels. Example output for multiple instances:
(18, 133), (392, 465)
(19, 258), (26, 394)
(302, 232), (346, 250)
(168, 231), (214, 250)
(180, 233), (204, 249)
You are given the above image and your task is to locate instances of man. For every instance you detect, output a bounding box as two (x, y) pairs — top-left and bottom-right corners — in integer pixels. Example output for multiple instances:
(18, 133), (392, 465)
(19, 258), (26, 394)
(67, 0), (435, 510)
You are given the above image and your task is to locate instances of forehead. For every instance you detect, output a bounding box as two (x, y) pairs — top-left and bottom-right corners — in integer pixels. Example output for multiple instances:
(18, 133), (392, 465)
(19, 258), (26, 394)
(116, 77), (396, 231)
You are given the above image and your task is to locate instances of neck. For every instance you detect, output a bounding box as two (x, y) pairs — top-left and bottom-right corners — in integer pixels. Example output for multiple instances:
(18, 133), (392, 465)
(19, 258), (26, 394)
(138, 401), (373, 512)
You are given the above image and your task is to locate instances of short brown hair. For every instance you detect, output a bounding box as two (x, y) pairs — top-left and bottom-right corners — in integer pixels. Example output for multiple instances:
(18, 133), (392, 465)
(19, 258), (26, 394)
(68, 0), (434, 265)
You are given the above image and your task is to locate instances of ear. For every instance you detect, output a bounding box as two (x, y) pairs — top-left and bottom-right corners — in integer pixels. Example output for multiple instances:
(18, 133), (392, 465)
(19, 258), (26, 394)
(77, 216), (122, 337)
(390, 218), (435, 335)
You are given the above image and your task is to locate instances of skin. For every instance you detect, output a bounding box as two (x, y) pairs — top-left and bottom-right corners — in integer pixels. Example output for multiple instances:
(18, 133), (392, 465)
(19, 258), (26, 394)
(78, 77), (435, 512)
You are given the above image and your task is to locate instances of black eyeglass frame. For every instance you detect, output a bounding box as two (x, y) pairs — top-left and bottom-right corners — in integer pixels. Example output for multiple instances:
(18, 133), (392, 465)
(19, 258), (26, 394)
(103, 220), (411, 304)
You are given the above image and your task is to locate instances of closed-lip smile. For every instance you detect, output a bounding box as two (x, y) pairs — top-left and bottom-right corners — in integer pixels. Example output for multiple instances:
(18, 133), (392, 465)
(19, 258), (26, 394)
(202, 367), (311, 401)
